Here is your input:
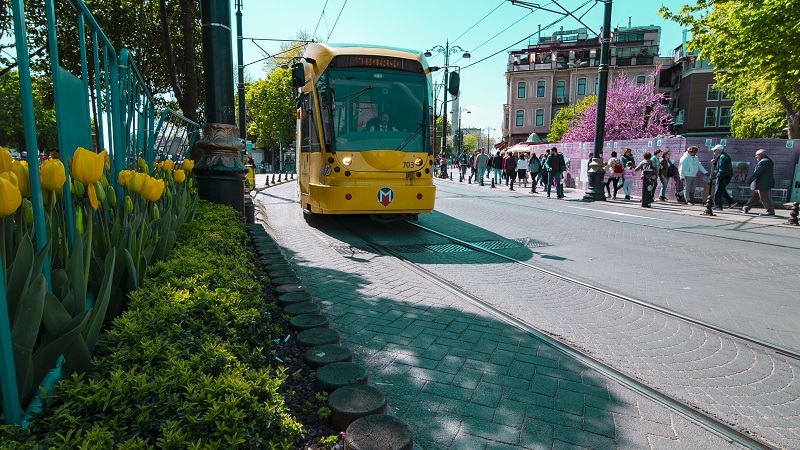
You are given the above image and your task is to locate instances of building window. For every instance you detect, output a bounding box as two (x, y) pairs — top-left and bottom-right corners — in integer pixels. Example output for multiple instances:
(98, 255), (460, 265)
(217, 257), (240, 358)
(537, 80), (545, 97)
(722, 90), (734, 101)
(535, 109), (544, 126)
(556, 81), (565, 97)
(505, 114), (509, 128)
(719, 107), (732, 127)
(516, 110), (525, 127)
(674, 110), (685, 126)
(707, 84), (720, 101)
(517, 81), (526, 98)
(636, 76), (646, 86)
(577, 78), (586, 95)
(595, 78), (599, 94)
(704, 107), (718, 127)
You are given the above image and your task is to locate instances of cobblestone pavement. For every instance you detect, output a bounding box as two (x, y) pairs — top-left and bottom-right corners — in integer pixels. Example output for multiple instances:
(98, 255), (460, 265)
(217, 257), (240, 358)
(252, 177), (761, 449)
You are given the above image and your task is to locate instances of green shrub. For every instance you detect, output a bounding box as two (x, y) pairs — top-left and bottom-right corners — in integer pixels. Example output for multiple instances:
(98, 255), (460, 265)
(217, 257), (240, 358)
(2, 201), (303, 448)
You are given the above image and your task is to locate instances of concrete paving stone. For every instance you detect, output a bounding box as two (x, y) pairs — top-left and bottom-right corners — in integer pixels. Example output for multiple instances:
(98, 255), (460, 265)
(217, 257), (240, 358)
(464, 357), (508, 374)
(519, 422), (556, 450)
(580, 371), (609, 388)
(422, 327), (461, 340)
(389, 317), (416, 330)
(452, 367), (484, 390)
(551, 439), (592, 450)
(439, 397), (496, 422)
(408, 367), (456, 385)
(422, 380), (474, 402)
(555, 389), (585, 416)
(553, 424), (616, 449)
(486, 442), (525, 450)
(536, 366), (583, 383)
(409, 334), (437, 350)
(449, 432), (489, 450)
(471, 381), (505, 408)
(558, 379), (598, 396)
(582, 406), (616, 439)
(383, 342), (418, 357)
(445, 320), (470, 334)
(472, 339), (499, 355)
(530, 374), (559, 397)
(483, 371), (530, 391)
(492, 399), (527, 426)
(420, 343), (450, 361)
(489, 349), (517, 367)
(458, 329), (484, 344)
(397, 324), (426, 339)
(529, 406), (583, 431)
(497, 341), (540, 358)
(461, 421), (522, 446)
(436, 355), (466, 374)
(508, 360), (537, 381)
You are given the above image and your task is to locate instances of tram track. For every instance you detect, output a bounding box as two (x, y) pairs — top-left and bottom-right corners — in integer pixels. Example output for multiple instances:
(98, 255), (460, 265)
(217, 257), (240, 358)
(337, 218), (794, 450)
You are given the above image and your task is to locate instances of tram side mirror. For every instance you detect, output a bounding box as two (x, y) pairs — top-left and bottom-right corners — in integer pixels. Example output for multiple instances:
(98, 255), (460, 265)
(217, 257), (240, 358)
(291, 63), (306, 88)
(448, 72), (460, 97)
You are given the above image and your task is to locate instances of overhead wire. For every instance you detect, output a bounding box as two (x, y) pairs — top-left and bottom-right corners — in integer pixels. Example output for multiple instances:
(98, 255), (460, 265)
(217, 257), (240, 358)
(451, 1), (506, 46)
(326, 0), (349, 42)
(312, 0), (331, 39)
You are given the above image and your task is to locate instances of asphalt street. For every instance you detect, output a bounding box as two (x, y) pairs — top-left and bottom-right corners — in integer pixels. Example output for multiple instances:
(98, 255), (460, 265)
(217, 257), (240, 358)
(253, 174), (800, 449)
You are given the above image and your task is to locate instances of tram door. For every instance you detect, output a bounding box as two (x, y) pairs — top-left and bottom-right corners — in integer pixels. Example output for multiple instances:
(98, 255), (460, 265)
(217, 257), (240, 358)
(298, 93), (312, 197)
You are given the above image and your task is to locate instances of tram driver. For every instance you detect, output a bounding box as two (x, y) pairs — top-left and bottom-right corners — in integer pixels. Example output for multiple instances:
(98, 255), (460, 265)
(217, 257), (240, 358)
(367, 112), (398, 131)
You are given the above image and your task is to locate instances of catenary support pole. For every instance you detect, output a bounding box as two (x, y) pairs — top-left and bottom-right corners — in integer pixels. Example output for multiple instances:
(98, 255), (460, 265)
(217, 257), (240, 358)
(583, 0), (612, 201)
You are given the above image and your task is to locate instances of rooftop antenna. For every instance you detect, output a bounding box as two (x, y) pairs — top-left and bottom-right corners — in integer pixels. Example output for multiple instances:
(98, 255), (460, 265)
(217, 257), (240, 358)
(628, 16), (631, 28)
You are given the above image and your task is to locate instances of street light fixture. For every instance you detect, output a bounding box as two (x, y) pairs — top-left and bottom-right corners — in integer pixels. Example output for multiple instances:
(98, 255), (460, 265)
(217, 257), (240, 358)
(425, 41), (470, 165)
(457, 108), (470, 153)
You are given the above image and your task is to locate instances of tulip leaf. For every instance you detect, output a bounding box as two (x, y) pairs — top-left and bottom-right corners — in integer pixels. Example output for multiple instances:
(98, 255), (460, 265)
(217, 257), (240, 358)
(6, 234), (34, 325)
(49, 269), (70, 306)
(85, 249), (116, 354)
(31, 309), (91, 398)
(68, 231), (86, 316)
(122, 248), (138, 292)
(154, 230), (177, 263)
(11, 274), (47, 398)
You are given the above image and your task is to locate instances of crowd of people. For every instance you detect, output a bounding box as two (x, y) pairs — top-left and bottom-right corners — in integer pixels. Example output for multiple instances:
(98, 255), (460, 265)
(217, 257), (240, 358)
(440, 144), (778, 216)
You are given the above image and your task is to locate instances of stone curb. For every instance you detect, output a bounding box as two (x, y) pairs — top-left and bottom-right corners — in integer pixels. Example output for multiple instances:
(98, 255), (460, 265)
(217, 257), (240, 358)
(247, 223), (414, 448)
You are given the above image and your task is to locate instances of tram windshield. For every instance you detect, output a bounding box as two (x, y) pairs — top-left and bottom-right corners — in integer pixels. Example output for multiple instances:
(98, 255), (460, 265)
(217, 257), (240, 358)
(319, 69), (429, 153)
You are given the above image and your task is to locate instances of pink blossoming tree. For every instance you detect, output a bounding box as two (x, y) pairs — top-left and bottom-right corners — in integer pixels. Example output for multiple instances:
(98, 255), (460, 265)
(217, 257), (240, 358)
(561, 69), (673, 142)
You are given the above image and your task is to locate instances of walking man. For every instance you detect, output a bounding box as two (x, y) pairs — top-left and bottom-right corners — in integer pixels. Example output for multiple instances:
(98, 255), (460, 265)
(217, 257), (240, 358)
(741, 149), (776, 216)
(711, 144), (735, 210)
(678, 146), (708, 205)
(476, 149), (489, 186)
(544, 147), (566, 198)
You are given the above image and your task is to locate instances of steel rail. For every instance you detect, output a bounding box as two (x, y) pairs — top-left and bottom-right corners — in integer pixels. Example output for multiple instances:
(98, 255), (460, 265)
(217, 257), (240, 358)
(346, 225), (777, 450)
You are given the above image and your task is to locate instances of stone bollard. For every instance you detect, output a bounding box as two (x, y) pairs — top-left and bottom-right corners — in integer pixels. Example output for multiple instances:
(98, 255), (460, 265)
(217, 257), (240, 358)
(449, 172), (453, 181)
(271, 173), (276, 184)
(785, 202), (799, 226)
(701, 194), (715, 216)
(264, 176), (270, 187)
(291, 172), (294, 180)
(490, 178), (495, 189)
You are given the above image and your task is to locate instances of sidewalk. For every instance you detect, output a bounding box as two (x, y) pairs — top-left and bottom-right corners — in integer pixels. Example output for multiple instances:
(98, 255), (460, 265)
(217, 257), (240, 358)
(435, 172), (799, 227)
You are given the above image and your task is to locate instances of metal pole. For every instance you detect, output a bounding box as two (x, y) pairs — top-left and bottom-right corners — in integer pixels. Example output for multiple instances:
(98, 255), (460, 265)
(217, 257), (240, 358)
(441, 41), (449, 167)
(236, 0), (245, 140)
(583, 0), (612, 201)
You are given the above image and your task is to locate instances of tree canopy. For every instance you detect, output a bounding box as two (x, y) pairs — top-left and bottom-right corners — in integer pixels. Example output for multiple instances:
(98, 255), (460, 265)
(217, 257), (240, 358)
(0, 71), (57, 150)
(561, 70), (672, 142)
(660, 0), (800, 138)
(548, 96), (596, 143)
(246, 69), (295, 150)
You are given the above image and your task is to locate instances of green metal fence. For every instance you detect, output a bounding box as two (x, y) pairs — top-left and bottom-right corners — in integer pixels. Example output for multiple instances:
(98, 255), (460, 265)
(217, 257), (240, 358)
(1, 0), (199, 426)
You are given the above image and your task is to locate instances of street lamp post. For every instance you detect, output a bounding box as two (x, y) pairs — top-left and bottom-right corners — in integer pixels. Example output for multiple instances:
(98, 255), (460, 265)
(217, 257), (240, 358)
(486, 127), (495, 152)
(425, 41), (470, 166)
(457, 108), (470, 153)
(583, 0), (612, 201)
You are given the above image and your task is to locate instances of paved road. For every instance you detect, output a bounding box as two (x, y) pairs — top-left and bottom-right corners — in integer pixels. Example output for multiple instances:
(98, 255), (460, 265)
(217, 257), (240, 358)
(253, 175), (799, 449)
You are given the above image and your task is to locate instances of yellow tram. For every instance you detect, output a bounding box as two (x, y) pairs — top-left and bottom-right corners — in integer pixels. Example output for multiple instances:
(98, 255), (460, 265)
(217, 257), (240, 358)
(290, 43), (443, 220)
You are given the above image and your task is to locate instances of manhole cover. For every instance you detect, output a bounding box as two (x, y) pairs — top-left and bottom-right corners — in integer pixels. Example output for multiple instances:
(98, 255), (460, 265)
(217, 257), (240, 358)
(332, 245), (372, 255)
(512, 237), (551, 248)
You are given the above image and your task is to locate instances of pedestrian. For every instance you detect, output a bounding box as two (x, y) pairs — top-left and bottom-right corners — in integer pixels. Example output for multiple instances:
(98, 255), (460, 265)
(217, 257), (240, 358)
(658, 150), (675, 201)
(603, 151), (623, 198)
(740, 149), (775, 216)
(538, 150), (549, 188)
(622, 161), (635, 200)
(468, 151), (477, 183)
(678, 146), (709, 205)
(476, 149), (489, 186)
(491, 151), (503, 185)
(458, 150), (469, 182)
(504, 151), (518, 190)
(710, 144), (736, 210)
(635, 151), (658, 207)
(517, 153), (528, 188)
(527, 153), (541, 193)
(651, 149), (663, 197)
(618, 148), (634, 193)
(544, 147), (566, 198)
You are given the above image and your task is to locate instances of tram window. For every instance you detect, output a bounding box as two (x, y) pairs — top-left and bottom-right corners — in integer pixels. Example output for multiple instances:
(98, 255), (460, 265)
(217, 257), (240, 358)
(300, 93), (322, 153)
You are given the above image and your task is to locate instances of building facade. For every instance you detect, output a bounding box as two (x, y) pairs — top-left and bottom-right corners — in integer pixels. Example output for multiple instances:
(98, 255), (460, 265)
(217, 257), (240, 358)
(503, 26), (737, 145)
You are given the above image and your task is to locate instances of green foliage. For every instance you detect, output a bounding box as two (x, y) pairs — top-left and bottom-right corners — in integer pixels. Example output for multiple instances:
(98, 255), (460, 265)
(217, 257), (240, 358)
(4, 201), (303, 448)
(434, 116), (452, 154)
(0, 71), (57, 150)
(462, 134), (477, 153)
(246, 70), (296, 150)
(548, 96), (596, 143)
(317, 406), (331, 420)
(660, 0), (800, 138)
(729, 76), (787, 138)
(319, 434), (340, 447)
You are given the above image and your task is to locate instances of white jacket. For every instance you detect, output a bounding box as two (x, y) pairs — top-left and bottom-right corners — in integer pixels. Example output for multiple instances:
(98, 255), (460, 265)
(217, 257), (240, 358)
(678, 152), (708, 178)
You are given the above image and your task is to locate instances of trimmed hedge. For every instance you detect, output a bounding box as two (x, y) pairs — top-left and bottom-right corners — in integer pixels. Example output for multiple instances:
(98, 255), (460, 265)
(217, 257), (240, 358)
(1, 201), (303, 449)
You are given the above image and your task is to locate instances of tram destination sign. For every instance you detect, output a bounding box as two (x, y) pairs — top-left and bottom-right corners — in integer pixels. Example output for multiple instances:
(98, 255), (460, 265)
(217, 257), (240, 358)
(333, 55), (422, 73)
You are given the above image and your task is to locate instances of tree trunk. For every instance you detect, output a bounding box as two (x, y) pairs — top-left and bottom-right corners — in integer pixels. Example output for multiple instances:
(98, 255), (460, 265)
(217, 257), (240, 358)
(778, 91), (799, 139)
(179, 0), (198, 124)
(158, 0), (185, 113)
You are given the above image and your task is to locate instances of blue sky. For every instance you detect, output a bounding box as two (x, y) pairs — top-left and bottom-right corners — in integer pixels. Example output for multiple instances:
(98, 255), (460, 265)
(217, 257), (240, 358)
(233, 0), (690, 137)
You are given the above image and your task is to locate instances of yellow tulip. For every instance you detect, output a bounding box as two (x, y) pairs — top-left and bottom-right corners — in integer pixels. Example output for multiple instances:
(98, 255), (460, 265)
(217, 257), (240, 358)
(0, 146), (12, 173)
(0, 171), (18, 189)
(104, 151), (110, 171)
(71, 146), (104, 186)
(140, 176), (164, 202)
(174, 169), (186, 183)
(40, 159), (67, 191)
(0, 175), (22, 217)
(160, 159), (174, 171)
(128, 172), (148, 193)
(118, 169), (134, 187)
(181, 159), (194, 172)
(10, 161), (30, 198)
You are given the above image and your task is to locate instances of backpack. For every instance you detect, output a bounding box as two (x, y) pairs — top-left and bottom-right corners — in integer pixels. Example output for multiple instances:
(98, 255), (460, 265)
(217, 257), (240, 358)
(642, 160), (657, 179)
(613, 160), (623, 174)
(667, 163), (675, 178)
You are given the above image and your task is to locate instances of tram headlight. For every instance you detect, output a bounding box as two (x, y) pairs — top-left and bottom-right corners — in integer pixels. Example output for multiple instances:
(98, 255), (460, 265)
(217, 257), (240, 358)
(342, 156), (352, 166)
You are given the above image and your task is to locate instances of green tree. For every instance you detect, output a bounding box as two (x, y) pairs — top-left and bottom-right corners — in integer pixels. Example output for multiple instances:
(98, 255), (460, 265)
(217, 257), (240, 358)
(462, 133), (477, 153)
(0, 70), (57, 151)
(246, 69), (295, 150)
(729, 75), (787, 139)
(548, 96), (596, 142)
(434, 116), (452, 154)
(660, 1), (800, 138)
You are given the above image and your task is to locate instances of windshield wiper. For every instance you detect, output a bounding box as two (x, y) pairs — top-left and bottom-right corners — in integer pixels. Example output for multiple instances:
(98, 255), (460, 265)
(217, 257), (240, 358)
(395, 122), (424, 151)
